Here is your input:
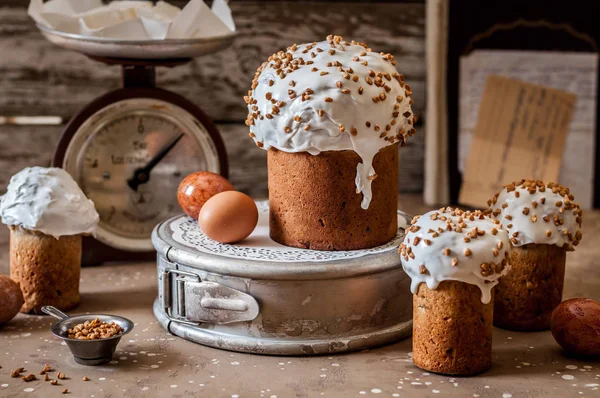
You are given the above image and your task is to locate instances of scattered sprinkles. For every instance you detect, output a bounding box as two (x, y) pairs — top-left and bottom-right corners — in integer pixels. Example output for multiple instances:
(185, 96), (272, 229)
(245, 34), (416, 149)
(489, 179), (583, 250)
(244, 34), (416, 209)
(400, 207), (511, 303)
(400, 207), (510, 279)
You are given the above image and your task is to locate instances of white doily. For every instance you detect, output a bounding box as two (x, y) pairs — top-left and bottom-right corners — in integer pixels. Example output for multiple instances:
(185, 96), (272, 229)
(169, 201), (409, 263)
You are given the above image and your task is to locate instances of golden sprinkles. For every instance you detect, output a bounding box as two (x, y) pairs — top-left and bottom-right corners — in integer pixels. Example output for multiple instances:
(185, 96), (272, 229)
(245, 35), (416, 147)
(398, 207), (509, 278)
(488, 179), (583, 250)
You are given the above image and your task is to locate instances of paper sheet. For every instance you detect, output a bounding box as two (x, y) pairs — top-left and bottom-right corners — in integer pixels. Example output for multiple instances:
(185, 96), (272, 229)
(459, 50), (598, 209)
(28, 0), (235, 40)
(459, 75), (576, 208)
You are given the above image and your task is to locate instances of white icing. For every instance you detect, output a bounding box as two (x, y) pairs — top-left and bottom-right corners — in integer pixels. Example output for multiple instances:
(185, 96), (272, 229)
(399, 209), (511, 304)
(246, 37), (415, 209)
(490, 183), (583, 249)
(0, 167), (99, 238)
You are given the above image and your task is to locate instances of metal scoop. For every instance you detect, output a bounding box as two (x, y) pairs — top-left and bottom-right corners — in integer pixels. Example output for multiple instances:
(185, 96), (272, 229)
(42, 306), (134, 366)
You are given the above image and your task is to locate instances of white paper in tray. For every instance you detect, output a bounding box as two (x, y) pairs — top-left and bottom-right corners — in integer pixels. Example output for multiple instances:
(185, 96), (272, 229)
(28, 0), (236, 41)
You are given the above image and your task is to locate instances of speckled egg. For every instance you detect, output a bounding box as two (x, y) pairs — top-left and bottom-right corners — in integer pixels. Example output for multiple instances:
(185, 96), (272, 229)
(177, 171), (234, 219)
(198, 191), (258, 243)
(551, 298), (600, 357)
(0, 275), (24, 324)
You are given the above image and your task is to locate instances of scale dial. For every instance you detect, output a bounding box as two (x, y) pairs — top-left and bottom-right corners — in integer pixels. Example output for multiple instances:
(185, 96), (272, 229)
(63, 98), (221, 251)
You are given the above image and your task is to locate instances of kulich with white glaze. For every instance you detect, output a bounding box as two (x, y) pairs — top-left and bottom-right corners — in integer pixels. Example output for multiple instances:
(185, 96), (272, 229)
(489, 179), (583, 251)
(245, 34), (416, 209)
(399, 207), (511, 304)
(0, 167), (99, 238)
(489, 180), (583, 332)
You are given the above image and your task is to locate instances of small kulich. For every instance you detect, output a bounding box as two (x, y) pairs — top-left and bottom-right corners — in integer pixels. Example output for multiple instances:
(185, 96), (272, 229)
(488, 180), (583, 331)
(400, 207), (510, 376)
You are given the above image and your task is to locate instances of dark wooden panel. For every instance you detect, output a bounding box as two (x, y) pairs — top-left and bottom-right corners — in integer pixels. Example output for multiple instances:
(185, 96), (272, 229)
(0, 2), (425, 122)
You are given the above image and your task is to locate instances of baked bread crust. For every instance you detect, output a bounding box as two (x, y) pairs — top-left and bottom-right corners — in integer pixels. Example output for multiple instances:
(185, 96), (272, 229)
(268, 144), (398, 250)
(412, 281), (493, 376)
(494, 243), (566, 331)
(9, 227), (81, 314)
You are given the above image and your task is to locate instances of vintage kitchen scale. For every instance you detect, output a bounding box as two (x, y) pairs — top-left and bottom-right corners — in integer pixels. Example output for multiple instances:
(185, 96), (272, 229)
(38, 24), (413, 356)
(38, 24), (233, 265)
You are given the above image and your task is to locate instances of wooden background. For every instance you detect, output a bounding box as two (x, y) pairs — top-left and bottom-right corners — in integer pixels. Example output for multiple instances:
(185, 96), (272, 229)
(0, 0), (426, 196)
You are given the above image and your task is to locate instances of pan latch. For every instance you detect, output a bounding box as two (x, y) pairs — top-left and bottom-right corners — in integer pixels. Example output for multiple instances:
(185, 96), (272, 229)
(160, 268), (259, 325)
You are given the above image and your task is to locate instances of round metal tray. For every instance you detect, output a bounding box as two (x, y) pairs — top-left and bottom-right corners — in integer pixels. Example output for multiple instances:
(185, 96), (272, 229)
(37, 24), (236, 60)
(152, 207), (413, 356)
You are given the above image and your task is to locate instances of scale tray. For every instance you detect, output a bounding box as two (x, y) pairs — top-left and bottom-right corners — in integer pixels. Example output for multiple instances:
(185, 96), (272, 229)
(37, 24), (236, 60)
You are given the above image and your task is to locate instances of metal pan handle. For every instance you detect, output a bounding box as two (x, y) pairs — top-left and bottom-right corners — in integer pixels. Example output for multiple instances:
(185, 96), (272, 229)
(41, 306), (70, 321)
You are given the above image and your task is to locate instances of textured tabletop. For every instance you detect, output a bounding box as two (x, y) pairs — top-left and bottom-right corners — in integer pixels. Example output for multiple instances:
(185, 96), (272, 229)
(0, 195), (599, 397)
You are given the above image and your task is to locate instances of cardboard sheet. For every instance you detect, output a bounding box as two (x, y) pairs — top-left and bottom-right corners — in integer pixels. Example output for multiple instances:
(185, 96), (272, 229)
(459, 50), (598, 209)
(459, 75), (576, 208)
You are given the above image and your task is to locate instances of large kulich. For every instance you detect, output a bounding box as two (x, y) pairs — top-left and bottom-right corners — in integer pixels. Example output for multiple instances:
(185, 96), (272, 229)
(246, 34), (416, 250)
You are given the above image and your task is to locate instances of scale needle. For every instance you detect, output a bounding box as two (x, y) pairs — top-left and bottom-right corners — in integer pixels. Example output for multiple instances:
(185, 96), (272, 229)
(127, 133), (185, 192)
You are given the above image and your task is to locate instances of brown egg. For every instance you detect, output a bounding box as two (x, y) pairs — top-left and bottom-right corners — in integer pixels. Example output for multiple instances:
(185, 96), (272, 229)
(198, 191), (258, 243)
(177, 171), (234, 219)
(551, 298), (600, 357)
(0, 275), (24, 324)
